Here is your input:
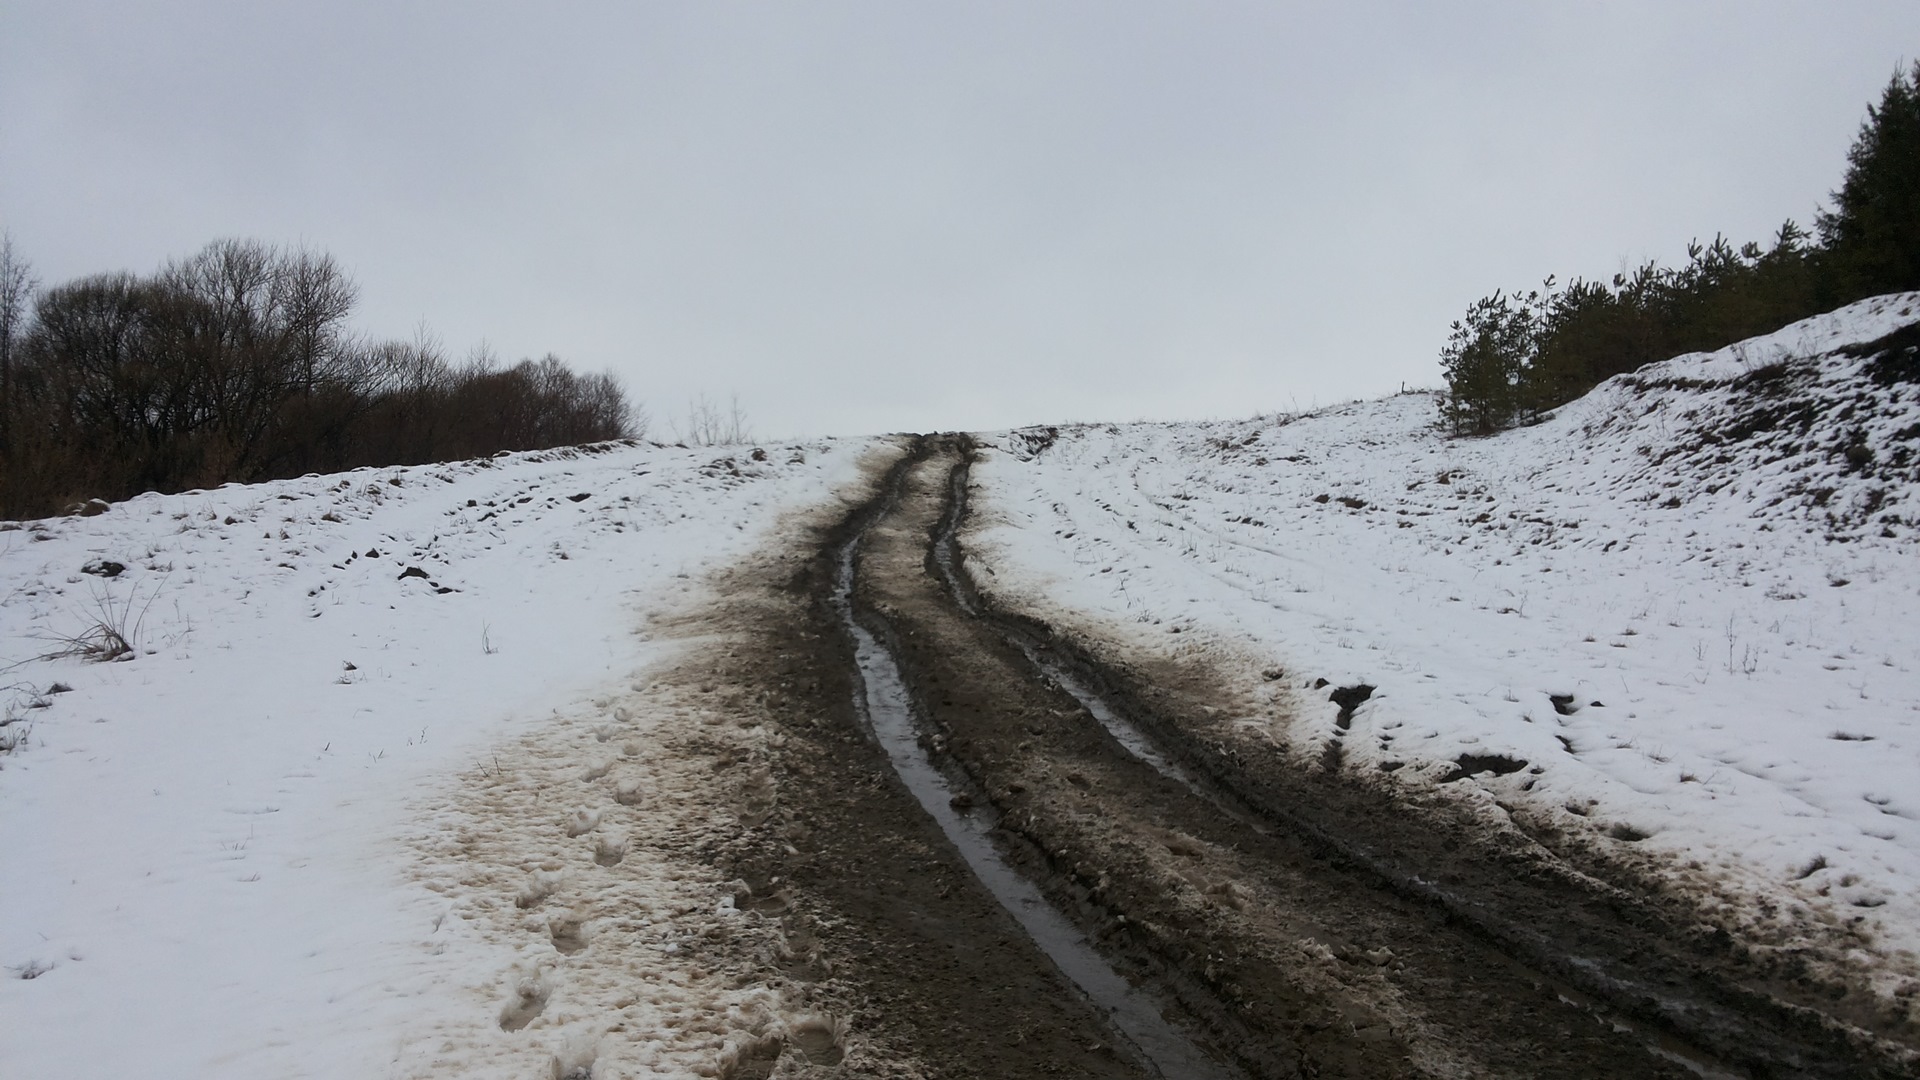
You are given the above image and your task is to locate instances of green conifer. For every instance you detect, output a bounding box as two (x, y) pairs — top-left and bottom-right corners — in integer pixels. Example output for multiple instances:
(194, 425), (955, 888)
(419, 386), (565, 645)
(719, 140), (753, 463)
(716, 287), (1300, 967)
(1819, 63), (1920, 298)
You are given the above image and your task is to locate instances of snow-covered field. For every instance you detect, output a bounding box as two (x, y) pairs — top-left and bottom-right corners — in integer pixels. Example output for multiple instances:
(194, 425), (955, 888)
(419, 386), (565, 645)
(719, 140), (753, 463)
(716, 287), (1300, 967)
(7, 292), (1920, 1075)
(0, 437), (882, 1078)
(966, 294), (1920, 1005)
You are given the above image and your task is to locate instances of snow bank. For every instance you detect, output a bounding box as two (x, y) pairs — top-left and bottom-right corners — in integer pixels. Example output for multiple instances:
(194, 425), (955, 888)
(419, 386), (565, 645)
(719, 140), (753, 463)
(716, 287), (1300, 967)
(0, 437), (879, 1077)
(967, 293), (1920, 1001)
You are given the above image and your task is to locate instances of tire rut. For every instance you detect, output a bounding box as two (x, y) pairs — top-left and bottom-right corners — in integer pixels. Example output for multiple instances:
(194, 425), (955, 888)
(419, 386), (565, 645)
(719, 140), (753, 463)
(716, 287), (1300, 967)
(711, 434), (1915, 1079)
(909, 434), (1917, 1080)
(713, 441), (1162, 1079)
(858, 438), (1686, 1078)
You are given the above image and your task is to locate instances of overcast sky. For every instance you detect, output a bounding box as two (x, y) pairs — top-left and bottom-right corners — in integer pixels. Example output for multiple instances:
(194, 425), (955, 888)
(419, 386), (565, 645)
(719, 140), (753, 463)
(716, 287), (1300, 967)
(4, 4), (1916, 439)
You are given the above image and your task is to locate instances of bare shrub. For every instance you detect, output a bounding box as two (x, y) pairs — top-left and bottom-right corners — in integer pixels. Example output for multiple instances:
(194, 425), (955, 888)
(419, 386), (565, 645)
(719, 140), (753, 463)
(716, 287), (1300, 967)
(674, 392), (751, 446)
(39, 583), (161, 662)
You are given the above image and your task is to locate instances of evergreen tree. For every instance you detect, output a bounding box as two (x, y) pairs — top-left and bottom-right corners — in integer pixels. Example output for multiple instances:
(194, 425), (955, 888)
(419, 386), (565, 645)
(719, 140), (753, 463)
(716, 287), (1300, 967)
(1819, 62), (1920, 299)
(1440, 290), (1539, 435)
(1438, 63), (1918, 437)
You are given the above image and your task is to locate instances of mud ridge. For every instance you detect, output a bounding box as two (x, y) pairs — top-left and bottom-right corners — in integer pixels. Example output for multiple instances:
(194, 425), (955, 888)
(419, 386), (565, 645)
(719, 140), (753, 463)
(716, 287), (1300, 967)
(863, 438), (1710, 1077)
(833, 494), (1236, 1078)
(705, 438), (1169, 1079)
(933, 436), (1918, 1079)
(863, 442), (1350, 1076)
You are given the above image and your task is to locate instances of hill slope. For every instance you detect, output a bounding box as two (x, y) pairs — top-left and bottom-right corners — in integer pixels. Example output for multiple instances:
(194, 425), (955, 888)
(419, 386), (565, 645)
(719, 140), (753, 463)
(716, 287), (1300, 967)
(0, 436), (887, 1078)
(966, 292), (1920, 1022)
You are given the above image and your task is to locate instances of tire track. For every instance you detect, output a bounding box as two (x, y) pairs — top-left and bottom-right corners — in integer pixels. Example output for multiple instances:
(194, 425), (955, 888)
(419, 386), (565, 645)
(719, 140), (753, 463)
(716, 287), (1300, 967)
(920, 435), (1917, 1079)
(827, 450), (1233, 1079)
(823, 433), (1920, 1080)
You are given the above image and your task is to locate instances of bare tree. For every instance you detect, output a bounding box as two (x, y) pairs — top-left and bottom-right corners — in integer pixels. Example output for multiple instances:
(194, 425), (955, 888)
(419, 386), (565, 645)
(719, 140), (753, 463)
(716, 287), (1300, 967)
(4, 236), (642, 515)
(676, 392), (751, 446)
(276, 247), (359, 396)
(0, 232), (38, 454)
(587, 370), (643, 441)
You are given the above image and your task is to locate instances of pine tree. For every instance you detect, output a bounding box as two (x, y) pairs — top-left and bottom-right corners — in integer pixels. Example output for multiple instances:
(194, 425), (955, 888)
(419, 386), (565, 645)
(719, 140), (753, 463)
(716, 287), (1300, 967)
(1440, 290), (1539, 435)
(1819, 62), (1920, 299)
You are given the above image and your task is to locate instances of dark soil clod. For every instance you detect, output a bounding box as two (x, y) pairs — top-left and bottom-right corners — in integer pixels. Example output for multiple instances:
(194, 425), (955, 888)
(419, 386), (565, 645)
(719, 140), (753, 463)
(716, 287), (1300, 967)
(1328, 684), (1375, 730)
(1440, 753), (1530, 783)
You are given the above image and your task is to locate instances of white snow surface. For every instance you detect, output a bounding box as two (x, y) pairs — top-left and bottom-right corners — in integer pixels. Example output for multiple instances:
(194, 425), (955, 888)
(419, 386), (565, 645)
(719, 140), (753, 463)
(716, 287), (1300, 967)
(966, 293), (1920, 994)
(8, 292), (1920, 1073)
(0, 437), (881, 1078)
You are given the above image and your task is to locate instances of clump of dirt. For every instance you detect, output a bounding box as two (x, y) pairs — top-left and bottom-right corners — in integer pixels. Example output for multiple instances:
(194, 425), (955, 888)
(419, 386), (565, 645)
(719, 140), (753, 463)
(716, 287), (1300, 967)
(1328, 684), (1374, 729)
(1440, 753), (1529, 782)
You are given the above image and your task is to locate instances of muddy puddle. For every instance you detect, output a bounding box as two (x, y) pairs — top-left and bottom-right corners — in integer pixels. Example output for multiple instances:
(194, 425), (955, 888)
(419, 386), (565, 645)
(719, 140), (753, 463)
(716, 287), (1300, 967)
(832, 489), (1235, 1080)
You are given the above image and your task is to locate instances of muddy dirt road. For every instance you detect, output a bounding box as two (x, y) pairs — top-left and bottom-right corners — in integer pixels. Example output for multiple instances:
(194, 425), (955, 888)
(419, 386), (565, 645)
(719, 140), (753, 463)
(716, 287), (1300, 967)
(695, 436), (1916, 1079)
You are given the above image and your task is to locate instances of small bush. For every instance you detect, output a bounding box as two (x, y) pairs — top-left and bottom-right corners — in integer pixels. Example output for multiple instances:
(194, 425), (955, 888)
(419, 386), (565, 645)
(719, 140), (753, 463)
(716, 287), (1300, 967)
(39, 585), (159, 662)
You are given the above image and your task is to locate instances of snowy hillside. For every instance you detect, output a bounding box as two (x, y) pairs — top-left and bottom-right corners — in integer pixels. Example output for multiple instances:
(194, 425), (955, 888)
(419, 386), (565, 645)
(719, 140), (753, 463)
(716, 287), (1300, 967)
(965, 293), (1920, 1010)
(0, 437), (883, 1078)
(6, 289), (1920, 1075)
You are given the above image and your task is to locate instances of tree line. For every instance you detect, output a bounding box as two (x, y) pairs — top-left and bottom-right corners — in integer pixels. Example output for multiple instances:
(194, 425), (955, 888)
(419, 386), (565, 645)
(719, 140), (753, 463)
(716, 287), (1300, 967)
(1441, 63), (1920, 435)
(0, 238), (640, 518)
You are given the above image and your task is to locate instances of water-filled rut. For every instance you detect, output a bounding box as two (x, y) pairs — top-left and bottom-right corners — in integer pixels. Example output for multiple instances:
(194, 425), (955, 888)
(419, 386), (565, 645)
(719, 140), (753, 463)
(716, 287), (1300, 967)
(762, 435), (1913, 1079)
(830, 452), (1235, 1080)
(927, 447), (1756, 1080)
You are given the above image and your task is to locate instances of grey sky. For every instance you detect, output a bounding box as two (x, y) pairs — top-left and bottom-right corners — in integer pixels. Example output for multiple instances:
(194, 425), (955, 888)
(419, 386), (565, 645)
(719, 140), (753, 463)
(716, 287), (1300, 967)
(4, 3), (1916, 439)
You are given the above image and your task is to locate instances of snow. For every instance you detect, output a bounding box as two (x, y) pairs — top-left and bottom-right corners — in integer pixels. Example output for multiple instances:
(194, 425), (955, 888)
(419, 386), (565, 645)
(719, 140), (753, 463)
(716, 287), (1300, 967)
(0, 437), (882, 1078)
(6, 289), (1920, 1071)
(965, 293), (1920, 1003)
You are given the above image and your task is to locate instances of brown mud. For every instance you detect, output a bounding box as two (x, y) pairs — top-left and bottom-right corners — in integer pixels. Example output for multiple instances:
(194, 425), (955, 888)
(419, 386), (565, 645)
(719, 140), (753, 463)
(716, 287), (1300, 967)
(918, 435), (1918, 1079)
(688, 440), (1158, 1079)
(680, 434), (1918, 1078)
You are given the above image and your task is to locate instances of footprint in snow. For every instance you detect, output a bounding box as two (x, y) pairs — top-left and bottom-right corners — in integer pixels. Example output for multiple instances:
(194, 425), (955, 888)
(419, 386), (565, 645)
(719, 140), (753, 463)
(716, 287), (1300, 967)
(547, 912), (589, 955)
(516, 869), (564, 909)
(594, 832), (627, 867)
(497, 972), (552, 1032)
(565, 808), (601, 837)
